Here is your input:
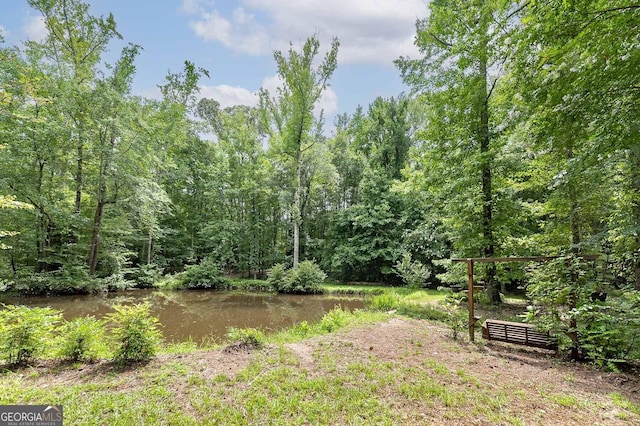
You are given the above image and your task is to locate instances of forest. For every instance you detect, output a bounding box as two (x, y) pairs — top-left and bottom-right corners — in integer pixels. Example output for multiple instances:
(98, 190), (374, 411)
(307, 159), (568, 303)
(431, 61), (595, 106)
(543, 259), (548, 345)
(0, 0), (638, 304)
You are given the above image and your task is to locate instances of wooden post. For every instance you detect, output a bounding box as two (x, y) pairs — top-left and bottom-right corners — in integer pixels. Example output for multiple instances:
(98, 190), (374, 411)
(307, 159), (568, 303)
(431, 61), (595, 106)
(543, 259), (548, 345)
(467, 259), (475, 342)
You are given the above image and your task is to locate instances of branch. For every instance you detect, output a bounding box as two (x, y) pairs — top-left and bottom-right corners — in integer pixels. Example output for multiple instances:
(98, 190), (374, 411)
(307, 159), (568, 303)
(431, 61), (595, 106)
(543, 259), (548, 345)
(590, 5), (640, 15)
(428, 32), (452, 48)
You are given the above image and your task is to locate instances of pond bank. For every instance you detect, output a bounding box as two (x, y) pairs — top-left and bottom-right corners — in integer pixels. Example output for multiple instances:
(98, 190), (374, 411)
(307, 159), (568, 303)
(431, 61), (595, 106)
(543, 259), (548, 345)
(2, 316), (638, 425)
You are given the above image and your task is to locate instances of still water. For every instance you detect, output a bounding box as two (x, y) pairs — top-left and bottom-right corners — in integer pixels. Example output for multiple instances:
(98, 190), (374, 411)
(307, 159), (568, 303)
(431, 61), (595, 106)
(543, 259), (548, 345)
(1, 290), (365, 342)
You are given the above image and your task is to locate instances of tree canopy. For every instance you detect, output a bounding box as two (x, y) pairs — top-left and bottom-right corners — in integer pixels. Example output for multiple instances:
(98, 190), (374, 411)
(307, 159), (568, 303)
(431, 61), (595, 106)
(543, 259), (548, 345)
(0, 0), (638, 311)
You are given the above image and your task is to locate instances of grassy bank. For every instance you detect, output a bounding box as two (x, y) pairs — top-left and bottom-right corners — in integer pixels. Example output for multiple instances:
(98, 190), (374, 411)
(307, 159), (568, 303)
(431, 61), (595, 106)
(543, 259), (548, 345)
(1, 309), (638, 425)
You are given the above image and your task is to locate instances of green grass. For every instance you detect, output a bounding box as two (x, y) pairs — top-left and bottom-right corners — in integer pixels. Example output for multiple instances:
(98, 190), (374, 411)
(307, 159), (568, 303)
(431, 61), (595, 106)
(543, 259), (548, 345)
(1, 305), (638, 425)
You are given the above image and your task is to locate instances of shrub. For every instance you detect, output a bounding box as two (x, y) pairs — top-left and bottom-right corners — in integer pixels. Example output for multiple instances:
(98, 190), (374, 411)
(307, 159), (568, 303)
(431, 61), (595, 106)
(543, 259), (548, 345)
(179, 257), (229, 289)
(290, 320), (312, 338)
(393, 252), (431, 288)
(107, 302), (163, 365)
(319, 306), (351, 332)
(0, 305), (62, 365)
(226, 327), (266, 349)
(266, 263), (287, 291)
(367, 292), (401, 311)
(128, 264), (163, 288)
(525, 257), (640, 362)
(271, 261), (326, 294)
(58, 316), (105, 362)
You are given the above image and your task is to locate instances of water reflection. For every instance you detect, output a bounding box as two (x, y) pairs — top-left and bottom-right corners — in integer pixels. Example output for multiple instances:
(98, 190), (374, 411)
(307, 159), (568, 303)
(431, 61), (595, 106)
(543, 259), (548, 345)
(1, 290), (365, 342)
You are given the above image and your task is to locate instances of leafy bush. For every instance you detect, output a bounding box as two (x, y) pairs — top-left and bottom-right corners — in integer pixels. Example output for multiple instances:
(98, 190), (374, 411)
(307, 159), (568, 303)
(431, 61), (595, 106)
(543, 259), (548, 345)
(266, 263), (287, 290)
(0, 305), (62, 365)
(179, 257), (229, 289)
(393, 252), (431, 288)
(107, 302), (163, 365)
(290, 320), (312, 338)
(319, 306), (351, 332)
(526, 257), (640, 363)
(58, 316), (105, 362)
(128, 264), (163, 288)
(442, 301), (468, 340)
(367, 292), (401, 311)
(226, 327), (266, 349)
(270, 261), (326, 294)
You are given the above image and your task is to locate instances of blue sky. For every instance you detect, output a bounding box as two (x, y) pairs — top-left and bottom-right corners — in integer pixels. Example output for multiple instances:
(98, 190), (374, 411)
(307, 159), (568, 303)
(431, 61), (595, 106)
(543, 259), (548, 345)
(1, 0), (429, 130)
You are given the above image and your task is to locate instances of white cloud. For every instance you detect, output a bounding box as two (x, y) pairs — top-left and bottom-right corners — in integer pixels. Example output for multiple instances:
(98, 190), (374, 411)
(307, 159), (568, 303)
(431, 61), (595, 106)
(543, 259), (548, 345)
(316, 86), (338, 117)
(23, 15), (47, 42)
(0, 25), (8, 38)
(183, 0), (428, 65)
(198, 84), (258, 108)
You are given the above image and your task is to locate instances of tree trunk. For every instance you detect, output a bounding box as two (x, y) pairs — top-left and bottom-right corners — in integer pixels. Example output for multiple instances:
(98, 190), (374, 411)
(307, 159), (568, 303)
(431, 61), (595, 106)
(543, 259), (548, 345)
(147, 230), (153, 265)
(568, 149), (582, 360)
(88, 200), (105, 275)
(630, 144), (640, 289)
(74, 138), (84, 214)
(477, 17), (499, 303)
(293, 148), (301, 268)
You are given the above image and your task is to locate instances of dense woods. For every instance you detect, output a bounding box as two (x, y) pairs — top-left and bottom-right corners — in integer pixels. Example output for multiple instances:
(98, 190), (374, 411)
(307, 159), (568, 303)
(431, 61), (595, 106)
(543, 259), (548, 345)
(1, 0), (639, 302)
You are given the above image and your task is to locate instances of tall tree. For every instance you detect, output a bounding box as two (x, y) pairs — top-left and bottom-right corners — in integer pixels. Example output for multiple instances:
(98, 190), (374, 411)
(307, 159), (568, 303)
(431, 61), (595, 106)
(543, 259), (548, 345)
(396, 0), (516, 302)
(28, 0), (121, 215)
(511, 0), (640, 287)
(260, 36), (339, 267)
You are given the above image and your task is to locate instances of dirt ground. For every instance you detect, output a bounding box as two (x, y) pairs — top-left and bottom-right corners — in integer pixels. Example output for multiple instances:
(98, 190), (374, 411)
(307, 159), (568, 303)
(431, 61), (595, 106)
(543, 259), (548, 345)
(14, 317), (640, 425)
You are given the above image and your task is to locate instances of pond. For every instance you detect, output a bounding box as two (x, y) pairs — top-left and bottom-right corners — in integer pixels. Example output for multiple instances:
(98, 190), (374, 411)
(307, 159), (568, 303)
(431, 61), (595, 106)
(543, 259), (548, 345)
(1, 290), (365, 343)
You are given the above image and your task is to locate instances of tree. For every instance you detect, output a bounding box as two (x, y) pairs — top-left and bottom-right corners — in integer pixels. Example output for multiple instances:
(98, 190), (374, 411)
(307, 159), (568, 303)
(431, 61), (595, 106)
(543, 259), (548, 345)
(28, 0), (122, 215)
(510, 0), (640, 288)
(396, 0), (517, 302)
(260, 36), (339, 268)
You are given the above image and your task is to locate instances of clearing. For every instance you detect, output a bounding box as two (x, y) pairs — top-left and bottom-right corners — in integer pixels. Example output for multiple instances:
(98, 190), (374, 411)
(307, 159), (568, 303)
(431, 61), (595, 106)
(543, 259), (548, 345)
(2, 317), (639, 425)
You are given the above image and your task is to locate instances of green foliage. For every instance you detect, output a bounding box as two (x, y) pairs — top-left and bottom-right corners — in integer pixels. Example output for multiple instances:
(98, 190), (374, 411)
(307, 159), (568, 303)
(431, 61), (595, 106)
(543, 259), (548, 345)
(526, 258), (640, 362)
(397, 304), (449, 323)
(268, 261), (326, 294)
(442, 300), (468, 341)
(107, 302), (163, 365)
(179, 257), (229, 290)
(393, 251), (431, 288)
(319, 306), (352, 332)
(286, 260), (327, 294)
(58, 316), (105, 362)
(367, 292), (401, 311)
(289, 320), (312, 339)
(0, 305), (61, 365)
(129, 263), (163, 288)
(226, 327), (266, 349)
(266, 263), (287, 291)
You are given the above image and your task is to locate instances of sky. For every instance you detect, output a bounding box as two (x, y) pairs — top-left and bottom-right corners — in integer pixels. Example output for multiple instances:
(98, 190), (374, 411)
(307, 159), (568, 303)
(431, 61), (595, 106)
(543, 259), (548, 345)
(0, 0), (430, 130)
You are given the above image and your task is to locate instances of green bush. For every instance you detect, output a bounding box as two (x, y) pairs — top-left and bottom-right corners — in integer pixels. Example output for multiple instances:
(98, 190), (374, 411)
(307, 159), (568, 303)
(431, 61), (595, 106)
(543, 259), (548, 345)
(367, 292), (401, 311)
(526, 257), (640, 362)
(58, 316), (105, 362)
(226, 327), (266, 349)
(270, 261), (326, 294)
(107, 302), (163, 365)
(179, 257), (229, 289)
(397, 304), (449, 322)
(266, 263), (287, 291)
(0, 305), (62, 365)
(319, 306), (351, 332)
(393, 251), (431, 288)
(129, 264), (163, 288)
(290, 320), (312, 338)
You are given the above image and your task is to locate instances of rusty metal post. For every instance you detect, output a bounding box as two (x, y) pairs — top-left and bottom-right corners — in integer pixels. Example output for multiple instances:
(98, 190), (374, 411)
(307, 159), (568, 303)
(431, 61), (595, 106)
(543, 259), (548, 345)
(467, 259), (475, 341)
